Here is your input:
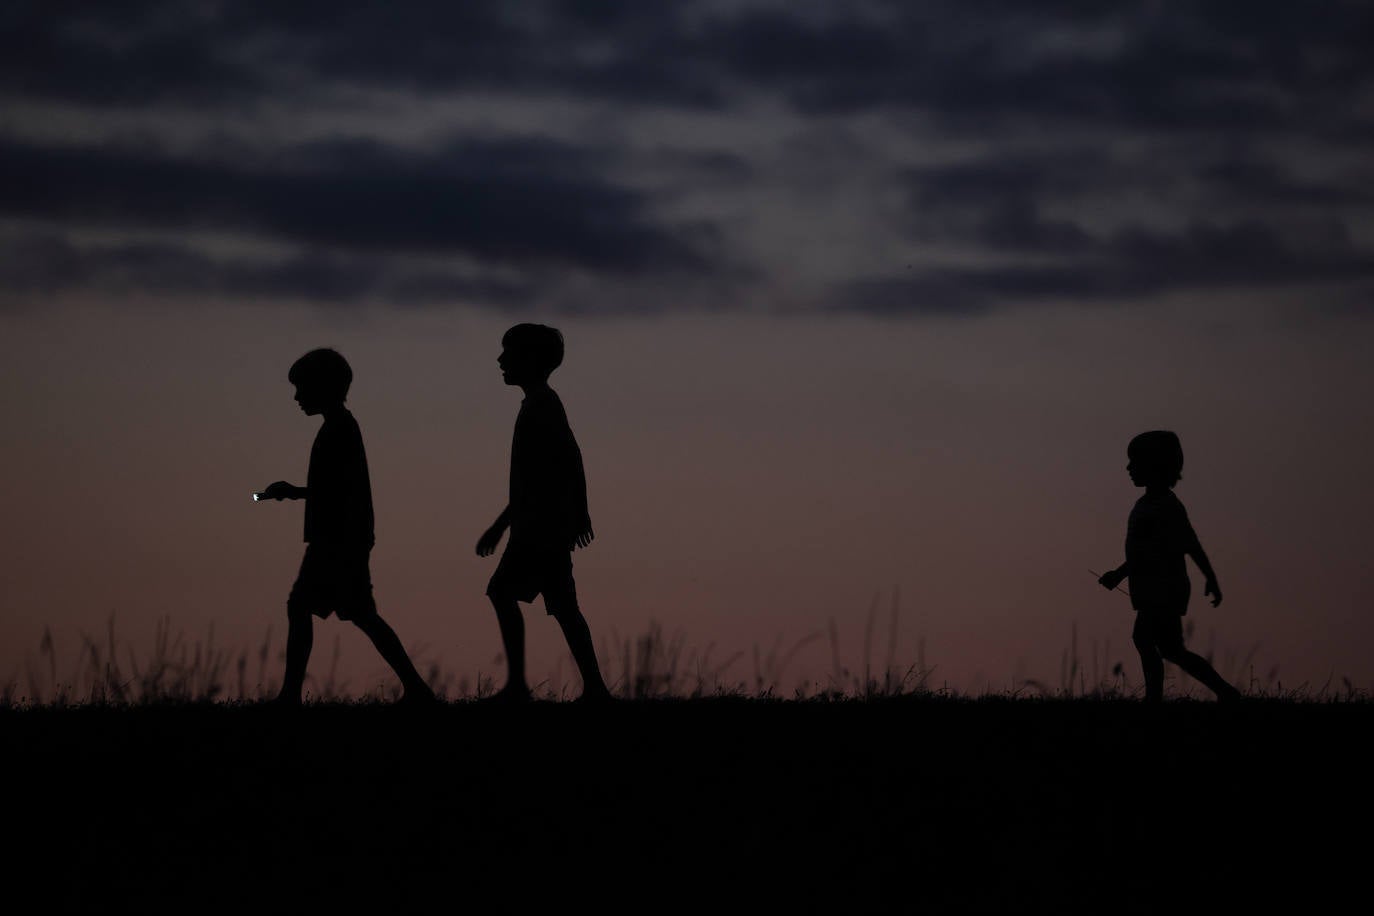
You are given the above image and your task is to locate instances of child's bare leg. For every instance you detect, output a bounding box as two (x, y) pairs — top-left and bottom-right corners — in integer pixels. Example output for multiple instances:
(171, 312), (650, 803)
(488, 594), (530, 697)
(548, 596), (610, 700)
(280, 606), (313, 703)
(1132, 626), (1164, 702)
(353, 613), (433, 699)
(1161, 647), (1241, 701)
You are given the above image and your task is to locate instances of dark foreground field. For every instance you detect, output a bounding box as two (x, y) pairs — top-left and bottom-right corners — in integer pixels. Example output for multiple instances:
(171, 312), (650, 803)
(3, 698), (1369, 913)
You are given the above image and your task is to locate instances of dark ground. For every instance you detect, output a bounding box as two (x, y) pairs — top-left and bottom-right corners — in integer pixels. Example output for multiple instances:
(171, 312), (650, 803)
(2, 698), (1368, 913)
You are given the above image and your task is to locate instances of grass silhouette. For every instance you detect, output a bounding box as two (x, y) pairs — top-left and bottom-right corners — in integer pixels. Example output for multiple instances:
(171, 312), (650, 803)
(1, 601), (1367, 910)
(4, 598), (1360, 705)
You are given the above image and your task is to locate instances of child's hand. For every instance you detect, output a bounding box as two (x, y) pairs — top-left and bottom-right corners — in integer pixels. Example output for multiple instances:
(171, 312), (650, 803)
(570, 521), (595, 551)
(476, 523), (505, 557)
(1204, 578), (1223, 607)
(1098, 569), (1125, 592)
(258, 481), (298, 501)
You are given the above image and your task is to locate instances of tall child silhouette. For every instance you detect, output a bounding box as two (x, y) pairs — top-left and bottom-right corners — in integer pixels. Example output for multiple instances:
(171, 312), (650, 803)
(1098, 431), (1241, 702)
(476, 325), (612, 703)
(257, 348), (434, 705)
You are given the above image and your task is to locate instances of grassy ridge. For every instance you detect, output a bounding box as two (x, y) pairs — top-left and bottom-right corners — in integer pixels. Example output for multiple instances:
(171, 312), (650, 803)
(3, 698), (1368, 912)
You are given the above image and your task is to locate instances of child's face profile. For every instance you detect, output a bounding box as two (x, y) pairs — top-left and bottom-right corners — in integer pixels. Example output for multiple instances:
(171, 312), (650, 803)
(1127, 455), (1144, 487)
(293, 382), (328, 415)
(1126, 451), (1171, 488)
(497, 346), (538, 386)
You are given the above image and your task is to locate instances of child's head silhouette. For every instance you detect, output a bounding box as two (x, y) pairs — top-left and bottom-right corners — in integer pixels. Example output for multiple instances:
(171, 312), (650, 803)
(1127, 430), (1183, 488)
(499, 324), (564, 386)
(289, 348), (352, 414)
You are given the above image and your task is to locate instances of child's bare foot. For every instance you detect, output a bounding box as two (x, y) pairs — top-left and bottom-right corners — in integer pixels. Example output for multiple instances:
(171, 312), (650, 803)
(1217, 685), (1244, 703)
(398, 685), (439, 707)
(574, 687), (615, 705)
(483, 685), (532, 704)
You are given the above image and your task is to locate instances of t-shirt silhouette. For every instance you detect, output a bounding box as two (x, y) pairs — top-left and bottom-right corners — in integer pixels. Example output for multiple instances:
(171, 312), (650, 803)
(508, 388), (587, 550)
(303, 408), (375, 549)
(1125, 489), (1199, 614)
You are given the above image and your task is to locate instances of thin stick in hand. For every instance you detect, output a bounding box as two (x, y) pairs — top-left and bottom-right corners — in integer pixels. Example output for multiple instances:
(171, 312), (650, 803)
(1089, 569), (1130, 598)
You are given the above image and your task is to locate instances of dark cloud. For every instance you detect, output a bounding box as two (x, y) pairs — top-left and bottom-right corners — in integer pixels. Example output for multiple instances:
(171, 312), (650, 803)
(839, 274), (996, 318)
(902, 151), (1125, 254)
(279, 3), (723, 107)
(0, 3), (265, 107)
(0, 134), (715, 274)
(897, 143), (1374, 295)
(840, 217), (1374, 314)
(710, 2), (1374, 133)
(0, 232), (536, 305)
(905, 150), (1130, 210)
(1198, 159), (1374, 207)
(0, 2), (724, 109)
(4, 1), (1373, 316)
(10, 2), (1371, 133)
(866, 126), (1374, 314)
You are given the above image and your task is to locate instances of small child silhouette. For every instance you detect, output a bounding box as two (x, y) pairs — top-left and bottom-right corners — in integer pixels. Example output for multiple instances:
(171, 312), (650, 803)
(1098, 431), (1241, 702)
(257, 348), (435, 705)
(476, 325), (612, 703)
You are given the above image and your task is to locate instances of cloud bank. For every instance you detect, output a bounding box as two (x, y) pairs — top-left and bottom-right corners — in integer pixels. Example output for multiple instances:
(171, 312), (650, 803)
(3, 1), (1372, 314)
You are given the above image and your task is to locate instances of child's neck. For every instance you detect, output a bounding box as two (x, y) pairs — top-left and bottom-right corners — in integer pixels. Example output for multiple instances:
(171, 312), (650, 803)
(1144, 483), (1173, 496)
(519, 379), (552, 397)
(321, 403), (348, 420)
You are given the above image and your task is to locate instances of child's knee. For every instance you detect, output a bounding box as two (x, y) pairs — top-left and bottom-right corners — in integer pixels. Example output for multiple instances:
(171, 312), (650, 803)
(485, 577), (524, 606)
(487, 591), (521, 616)
(545, 592), (582, 623)
(1157, 645), (1190, 665)
(349, 611), (383, 634)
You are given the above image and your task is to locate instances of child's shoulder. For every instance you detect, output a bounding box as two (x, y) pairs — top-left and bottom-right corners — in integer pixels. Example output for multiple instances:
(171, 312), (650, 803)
(1133, 490), (1188, 525)
(1136, 488), (1183, 504)
(318, 408), (364, 444)
(523, 388), (568, 420)
(1132, 489), (1185, 516)
(324, 406), (359, 425)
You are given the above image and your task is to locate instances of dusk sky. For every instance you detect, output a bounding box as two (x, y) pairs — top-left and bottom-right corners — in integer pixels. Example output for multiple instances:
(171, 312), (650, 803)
(3, 1), (1373, 697)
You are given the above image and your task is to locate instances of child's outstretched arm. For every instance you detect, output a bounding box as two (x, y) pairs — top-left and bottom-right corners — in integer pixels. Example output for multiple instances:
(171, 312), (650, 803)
(1187, 542), (1222, 607)
(257, 481), (306, 501)
(476, 506), (511, 557)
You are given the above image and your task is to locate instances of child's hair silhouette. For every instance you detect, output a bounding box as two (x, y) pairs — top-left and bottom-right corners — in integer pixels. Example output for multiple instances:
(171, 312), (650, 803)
(288, 348), (353, 401)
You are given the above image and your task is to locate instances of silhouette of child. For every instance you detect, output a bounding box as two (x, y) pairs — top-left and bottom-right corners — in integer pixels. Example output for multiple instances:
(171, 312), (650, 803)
(258, 348), (435, 705)
(476, 325), (612, 703)
(1099, 431), (1241, 702)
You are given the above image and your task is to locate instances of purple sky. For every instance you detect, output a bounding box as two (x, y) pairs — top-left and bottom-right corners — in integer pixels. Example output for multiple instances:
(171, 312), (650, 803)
(3, 2), (1373, 697)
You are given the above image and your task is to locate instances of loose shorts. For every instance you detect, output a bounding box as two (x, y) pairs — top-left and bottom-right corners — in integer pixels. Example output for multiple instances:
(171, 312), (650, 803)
(486, 539), (577, 614)
(1132, 610), (1186, 656)
(287, 543), (378, 621)
(1129, 573), (1190, 617)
